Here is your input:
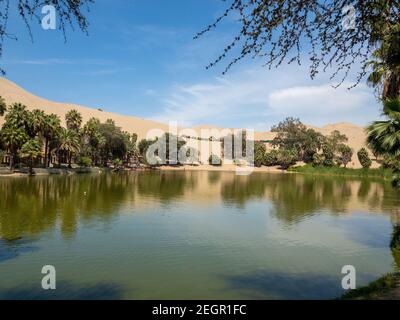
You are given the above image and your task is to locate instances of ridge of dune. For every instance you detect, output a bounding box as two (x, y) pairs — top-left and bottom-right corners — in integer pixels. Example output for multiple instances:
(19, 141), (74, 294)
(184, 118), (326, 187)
(0, 77), (371, 168)
(0, 77), (169, 139)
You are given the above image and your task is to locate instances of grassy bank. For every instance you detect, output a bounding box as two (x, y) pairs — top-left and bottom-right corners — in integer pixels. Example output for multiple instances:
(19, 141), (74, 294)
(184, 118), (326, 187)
(289, 164), (393, 179)
(340, 273), (400, 300)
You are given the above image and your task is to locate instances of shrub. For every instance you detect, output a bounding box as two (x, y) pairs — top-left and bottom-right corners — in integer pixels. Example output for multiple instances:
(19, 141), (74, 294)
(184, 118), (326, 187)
(254, 142), (266, 167)
(322, 144), (335, 167)
(392, 162), (400, 188)
(382, 155), (400, 170)
(390, 226), (400, 251)
(358, 148), (372, 169)
(312, 153), (324, 167)
(209, 154), (221, 166)
(113, 158), (123, 167)
(276, 149), (298, 169)
(337, 144), (353, 168)
(264, 150), (279, 166)
(78, 156), (92, 167)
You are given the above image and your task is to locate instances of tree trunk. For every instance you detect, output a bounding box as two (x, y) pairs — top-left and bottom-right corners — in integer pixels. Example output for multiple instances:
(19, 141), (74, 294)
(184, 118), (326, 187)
(68, 153), (72, 169)
(9, 153), (14, 172)
(44, 138), (49, 168)
(383, 73), (400, 100)
(29, 157), (34, 175)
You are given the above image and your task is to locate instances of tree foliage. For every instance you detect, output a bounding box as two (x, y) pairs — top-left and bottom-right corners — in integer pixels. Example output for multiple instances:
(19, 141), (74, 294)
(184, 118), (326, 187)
(56, 128), (80, 168)
(337, 144), (353, 168)
(253, 141), (266, 167)
(367, 98), (400, 158)
(276, 149), (298, 170)
(272, 117), (325, 162)
(264, 149), (279, 167)
(196, 0), (399, 88)
(66, 109), (83, 132)
(358, 148), (372, 169)
(0, 95), (6, 116)
(20, 137), (42, 174)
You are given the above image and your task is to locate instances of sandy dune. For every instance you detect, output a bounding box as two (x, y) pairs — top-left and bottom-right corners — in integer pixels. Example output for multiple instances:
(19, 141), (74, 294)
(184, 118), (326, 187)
(0, 77), (371, 168)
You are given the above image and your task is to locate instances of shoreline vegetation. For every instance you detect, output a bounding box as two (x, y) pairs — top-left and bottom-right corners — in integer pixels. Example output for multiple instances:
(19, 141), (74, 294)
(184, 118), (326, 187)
(0, 103), (397, 181)
(340, 273), (400, 300)
(289, 164), (394, 180)
(341, 227), (400, 300)
(0, 163), (394, 180)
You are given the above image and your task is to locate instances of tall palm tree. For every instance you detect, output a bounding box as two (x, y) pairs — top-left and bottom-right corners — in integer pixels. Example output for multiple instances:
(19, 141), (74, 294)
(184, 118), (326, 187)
(1, 103), (30, 170)
(1, 127), (28, 170)
(367, 28), (400, 100)
(30, 109), (46, 164)
(82, 117), (101, 164)
(43, 114), (61, 167)
(29, 110), (62, 167)
(82, 117), (100, 136)
(30, 109), (46, 135)
(56, 128), (80, 168)
(65, 109), (83, 132)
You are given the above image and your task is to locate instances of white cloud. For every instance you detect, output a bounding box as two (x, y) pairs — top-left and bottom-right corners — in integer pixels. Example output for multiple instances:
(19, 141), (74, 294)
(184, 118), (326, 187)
(152, 74), (270, 128)
(152, 65), (381, 130)
(268, 83), (374, 115)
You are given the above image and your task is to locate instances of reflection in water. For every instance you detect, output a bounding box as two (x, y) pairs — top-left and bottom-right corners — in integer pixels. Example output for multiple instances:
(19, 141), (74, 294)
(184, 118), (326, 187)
(221, 173), (400, 224)
(0, 171), (399, 299)
(0, 281), (124, 300)
(223, 271), (342, 300)
(0, 172), (399, 240)
(0, 238), (39, 262)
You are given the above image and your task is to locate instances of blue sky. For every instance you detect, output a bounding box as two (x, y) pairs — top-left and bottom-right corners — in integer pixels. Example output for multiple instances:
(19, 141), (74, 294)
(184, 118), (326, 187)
(1, 0), (381, 130)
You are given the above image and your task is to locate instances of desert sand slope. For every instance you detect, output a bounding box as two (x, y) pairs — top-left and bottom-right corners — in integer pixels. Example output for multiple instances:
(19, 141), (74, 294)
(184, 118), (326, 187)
(0, 77), (169, 140)
(0, 77), (371, 168)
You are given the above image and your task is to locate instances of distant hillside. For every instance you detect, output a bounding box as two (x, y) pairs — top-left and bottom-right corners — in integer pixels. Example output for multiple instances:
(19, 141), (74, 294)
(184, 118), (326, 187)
(0, 77), (371, 168)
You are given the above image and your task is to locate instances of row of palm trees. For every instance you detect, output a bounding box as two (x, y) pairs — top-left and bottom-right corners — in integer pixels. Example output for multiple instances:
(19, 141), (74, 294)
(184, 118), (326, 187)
(0, 102), (138, 172)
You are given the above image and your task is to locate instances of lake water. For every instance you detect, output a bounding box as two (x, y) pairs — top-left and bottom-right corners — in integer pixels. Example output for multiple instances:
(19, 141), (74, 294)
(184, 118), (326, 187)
(0, 171), (399, 300)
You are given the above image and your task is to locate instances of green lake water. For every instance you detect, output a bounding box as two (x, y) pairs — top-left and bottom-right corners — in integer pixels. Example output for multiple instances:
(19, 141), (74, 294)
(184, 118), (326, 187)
(0, 171), (399, 299)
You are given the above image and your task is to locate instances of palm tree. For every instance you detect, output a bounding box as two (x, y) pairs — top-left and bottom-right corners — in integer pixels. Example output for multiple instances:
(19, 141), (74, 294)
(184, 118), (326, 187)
(366, 34), (400, 188)
(82, 117), (100, 137)
(367, 99), (400, 158)
(30, 109), (46, 134)
(1, 127), (28, 170)
(29, 110), (62, 167)
(367, 99), (400, 187)
(30, 109), (46, 165)
(367, 53), (399, 100)
(82, 117), (101, 164)
(20, 138), (42, 175)
(367, 39), (400, 100)
(65, 109), (82, 132)
(1, 103), (30, 170)
(43, 114), (61, 167)
(56, 128), (80, 168)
